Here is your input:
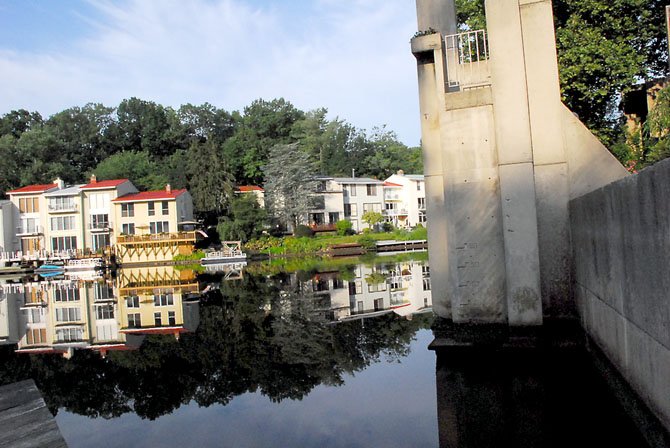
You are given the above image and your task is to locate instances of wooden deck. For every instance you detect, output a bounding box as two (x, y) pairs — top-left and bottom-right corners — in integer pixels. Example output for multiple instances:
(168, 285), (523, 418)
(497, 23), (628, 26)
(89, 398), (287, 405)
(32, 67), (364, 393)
(0, 380), (67, 448)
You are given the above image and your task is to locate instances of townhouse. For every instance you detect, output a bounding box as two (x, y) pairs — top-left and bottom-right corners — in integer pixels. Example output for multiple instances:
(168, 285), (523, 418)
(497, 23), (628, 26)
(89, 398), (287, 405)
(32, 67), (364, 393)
(111, 185), (195, 264)
(6, 181), (60, 255)
(382, 171), (427, 229)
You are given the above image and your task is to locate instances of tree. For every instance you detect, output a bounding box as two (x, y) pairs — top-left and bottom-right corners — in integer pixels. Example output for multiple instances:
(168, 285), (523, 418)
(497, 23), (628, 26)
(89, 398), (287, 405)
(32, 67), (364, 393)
(217, 193), (267, 242)
(0, 109), (43, 138)
(361, 211), (384, 231)
(185, 139), (234, 215)
(263, 143), (318, 231)
(93, 151), (168, 191)
(362, 127), (423, 179)
(453, 0), (669, 144)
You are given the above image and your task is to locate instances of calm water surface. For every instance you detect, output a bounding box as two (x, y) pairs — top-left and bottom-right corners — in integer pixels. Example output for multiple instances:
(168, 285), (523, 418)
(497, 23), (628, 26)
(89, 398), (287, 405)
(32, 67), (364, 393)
(0, 255), (653, 447)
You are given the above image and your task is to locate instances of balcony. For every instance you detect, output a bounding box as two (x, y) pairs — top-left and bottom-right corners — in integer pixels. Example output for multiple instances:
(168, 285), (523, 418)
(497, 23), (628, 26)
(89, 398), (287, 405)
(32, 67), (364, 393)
(48, 203), (78, 213)
(383, 209), (408, 216)
(16, 225), (42, 236)
(384, 193), (401, 201)
(445, 29), (491, 91)
(89, 222), (111, 232)
(116, 231), (196, 244)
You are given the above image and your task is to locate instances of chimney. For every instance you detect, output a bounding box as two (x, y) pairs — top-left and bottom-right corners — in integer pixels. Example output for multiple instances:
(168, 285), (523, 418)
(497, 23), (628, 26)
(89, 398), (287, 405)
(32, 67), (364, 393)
(54, 177), (64, 189)
(397, 169), (405, 176)
(90, 174), (97, 184)
(166, 184), (171, 193)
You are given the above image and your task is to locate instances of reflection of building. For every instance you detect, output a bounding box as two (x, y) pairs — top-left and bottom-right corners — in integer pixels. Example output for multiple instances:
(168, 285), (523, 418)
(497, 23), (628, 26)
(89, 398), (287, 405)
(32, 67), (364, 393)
(0, 200), (14, 254)
(111, 186), (196, 264)
(290, 258), (432, 322)
(115, 265), (200, 338)
(3, 265), (201, 357)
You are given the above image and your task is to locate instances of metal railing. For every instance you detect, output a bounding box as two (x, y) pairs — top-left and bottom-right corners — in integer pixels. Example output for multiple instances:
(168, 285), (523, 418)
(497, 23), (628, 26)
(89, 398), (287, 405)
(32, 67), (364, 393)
(48, 203), (78, 213)
(16, 225), (42, 235)
(445, 29), (491, 90)
(116, 231), (196, 244)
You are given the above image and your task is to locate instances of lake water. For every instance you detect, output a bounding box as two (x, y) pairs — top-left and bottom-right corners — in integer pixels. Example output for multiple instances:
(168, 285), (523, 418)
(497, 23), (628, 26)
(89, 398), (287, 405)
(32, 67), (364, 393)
(0, 255), (653, 447)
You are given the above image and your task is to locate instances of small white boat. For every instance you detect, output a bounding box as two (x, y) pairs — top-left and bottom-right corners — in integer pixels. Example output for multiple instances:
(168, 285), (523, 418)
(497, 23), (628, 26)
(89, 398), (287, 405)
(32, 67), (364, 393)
(65, 258), (104, 271)
(200, 242), (246, 265)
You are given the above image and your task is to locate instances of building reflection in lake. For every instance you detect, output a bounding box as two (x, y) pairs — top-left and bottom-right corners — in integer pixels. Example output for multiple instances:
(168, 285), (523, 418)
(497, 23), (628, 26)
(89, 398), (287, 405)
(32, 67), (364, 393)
(0, 265), (202, 358)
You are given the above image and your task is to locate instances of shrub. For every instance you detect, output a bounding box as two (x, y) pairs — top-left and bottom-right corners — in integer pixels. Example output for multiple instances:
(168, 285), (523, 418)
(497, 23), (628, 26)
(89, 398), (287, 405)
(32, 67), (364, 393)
(358, 235), (376, 250)
(335, 220), (354, 236)
(294, 225), (315, 238)
(381, 221), (394, 232)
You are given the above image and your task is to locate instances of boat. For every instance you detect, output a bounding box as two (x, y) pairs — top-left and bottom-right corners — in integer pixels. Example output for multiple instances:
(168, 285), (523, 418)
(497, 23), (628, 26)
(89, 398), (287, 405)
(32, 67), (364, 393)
(65, 258), (104, 271)
(35, 264), (65, 278)
(200, 241), (247, 265)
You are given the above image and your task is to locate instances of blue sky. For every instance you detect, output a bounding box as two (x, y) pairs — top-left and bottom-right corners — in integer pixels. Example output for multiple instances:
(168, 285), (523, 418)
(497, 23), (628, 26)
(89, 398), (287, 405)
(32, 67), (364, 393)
(0, 0), (422, 146)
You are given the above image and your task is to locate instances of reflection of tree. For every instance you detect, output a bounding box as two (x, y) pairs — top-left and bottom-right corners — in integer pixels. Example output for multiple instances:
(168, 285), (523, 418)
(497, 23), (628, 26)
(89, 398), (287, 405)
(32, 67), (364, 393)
(0, 272), (431, 420)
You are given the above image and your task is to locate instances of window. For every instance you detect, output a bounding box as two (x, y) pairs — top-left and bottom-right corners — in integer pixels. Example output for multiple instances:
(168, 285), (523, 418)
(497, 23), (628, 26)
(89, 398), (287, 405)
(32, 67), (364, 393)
(90, 214), (109, 229)
(417, 182), (422, 191)
(154, 312), (162, 326)
(26, 328), (47, 345)
(162, 201), (169, 215)
(95, 305), (114, 320)
(149, 221), (169, 234)
(374, 298), (384, 311)
(168, 311), (176, 326)
(94, 283), (114, 301)
(121, 203), (134, 217)
(25, 308), (44, 324)
(92, 233), (110, 251)
(122, 223), (135, 235)
(422, 265), (430, 276)
(148, 202), (155, 216)
(349, 184), (356, 196)
(49, 196), (75, 211)
(52, 236), (77, 252)
(55, 327), (83, 342)
(366, 184), (377, 196)
(154, 294), (174, 306)
(54, 287), (80, 302)
(56, 307), (81, 322)
(390, 279), (401, 289)
(50, 216), (75, 231)
(385, 203), (396, 211)
(126, 296), (140, 308)
(423, 278), (431, 291)
(128, 313), (141, 328)
(20, 218), (38, 234)
(19, 197), (39, 213)
(418, 198), (426, 209)
(89, 193), (110, 210)
(344, 204), (351, 217)
(368, 282), (386, 293)
(419, 213), (427, 223)
(333, 278), (345, 289)
(328, 212), (339, 223)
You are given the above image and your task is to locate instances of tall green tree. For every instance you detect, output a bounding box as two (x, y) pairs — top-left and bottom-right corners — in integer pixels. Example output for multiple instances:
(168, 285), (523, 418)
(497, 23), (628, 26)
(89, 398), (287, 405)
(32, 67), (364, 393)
(185, 139), (234, 215)
(263, 143), (318, 231)
(217, 193), (267, 242)
(0, 109), (43, 138)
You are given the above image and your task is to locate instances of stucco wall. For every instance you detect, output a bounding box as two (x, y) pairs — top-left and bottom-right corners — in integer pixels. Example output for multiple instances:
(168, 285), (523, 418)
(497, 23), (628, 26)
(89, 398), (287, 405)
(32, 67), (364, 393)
(570, 157), (670, 431)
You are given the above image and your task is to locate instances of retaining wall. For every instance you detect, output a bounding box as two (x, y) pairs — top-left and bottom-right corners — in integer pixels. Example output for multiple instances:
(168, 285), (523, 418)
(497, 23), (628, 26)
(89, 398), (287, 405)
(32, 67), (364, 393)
(570, 157), (670, 431)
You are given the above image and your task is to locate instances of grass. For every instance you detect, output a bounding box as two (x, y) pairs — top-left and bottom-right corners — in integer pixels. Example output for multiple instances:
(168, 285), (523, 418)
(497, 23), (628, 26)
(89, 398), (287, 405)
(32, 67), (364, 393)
(244, 226), (427, 256)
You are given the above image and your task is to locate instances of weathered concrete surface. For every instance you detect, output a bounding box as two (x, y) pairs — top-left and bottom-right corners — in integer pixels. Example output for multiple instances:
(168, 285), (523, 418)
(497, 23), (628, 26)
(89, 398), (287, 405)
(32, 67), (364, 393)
(412, 0), (627, 325)
(571, 157), (670, 432)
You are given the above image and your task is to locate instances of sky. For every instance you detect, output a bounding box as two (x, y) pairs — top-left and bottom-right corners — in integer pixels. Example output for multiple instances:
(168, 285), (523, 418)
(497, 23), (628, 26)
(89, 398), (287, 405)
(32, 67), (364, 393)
(0, 0), (422, 146)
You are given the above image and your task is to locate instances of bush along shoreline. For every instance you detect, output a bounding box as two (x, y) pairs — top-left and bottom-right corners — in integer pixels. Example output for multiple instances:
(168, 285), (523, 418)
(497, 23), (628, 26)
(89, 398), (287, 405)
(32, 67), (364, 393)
(244, 226), (427, 257)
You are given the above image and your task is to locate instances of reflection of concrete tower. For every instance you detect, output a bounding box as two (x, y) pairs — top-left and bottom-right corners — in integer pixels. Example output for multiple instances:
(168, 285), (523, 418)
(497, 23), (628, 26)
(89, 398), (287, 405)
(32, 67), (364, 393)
(412, 0), (627, 325)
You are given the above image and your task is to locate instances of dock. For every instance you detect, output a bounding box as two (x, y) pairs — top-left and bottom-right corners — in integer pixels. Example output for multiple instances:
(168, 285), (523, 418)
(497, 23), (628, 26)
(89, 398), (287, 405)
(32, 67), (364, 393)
(0, 380), (67, 447)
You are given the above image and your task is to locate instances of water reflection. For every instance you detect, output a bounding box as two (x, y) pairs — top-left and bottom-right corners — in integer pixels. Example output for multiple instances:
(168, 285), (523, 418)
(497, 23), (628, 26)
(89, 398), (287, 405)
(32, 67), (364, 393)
(0, 256), (433, 422)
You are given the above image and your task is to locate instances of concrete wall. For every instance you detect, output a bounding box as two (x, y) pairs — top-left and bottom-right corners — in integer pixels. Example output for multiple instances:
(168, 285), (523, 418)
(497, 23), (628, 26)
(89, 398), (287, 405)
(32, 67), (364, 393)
(571, 157), (670, 431)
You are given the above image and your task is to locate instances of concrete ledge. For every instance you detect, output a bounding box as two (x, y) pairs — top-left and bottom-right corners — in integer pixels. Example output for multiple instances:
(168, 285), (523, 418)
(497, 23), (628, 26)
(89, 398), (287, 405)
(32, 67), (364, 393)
(410, 33), (443, 55)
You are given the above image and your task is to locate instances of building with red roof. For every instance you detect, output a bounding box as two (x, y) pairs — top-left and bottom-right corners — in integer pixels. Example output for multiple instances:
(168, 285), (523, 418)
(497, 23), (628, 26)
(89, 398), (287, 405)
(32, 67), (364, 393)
(235, 185), (265, 207)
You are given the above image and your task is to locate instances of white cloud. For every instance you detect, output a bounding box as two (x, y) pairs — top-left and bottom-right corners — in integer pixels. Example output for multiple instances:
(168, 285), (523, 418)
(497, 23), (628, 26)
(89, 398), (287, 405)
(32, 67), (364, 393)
(0, 0), (421, 145)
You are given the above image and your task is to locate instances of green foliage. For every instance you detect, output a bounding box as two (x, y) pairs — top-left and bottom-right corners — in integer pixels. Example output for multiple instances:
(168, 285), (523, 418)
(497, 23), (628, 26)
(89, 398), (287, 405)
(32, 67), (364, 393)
(173, 250), (206, 261)
(186, 139), (234, 215)
(335, 219), (354, 236)
(358, 234), (376, 250)
(381, 221), (394, 232)
(217, 193), (267, 242)
(361, 211), (384, 230)
(92, 151), (168, 191)
(294, 224), (315, 238)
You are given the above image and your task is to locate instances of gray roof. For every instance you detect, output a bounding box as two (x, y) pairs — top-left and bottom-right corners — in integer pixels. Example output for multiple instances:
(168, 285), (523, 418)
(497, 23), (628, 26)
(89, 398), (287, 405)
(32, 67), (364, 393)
(331, 177), (383, 185)
(44, 184), (85, 197)
(404, 174), (425, 181)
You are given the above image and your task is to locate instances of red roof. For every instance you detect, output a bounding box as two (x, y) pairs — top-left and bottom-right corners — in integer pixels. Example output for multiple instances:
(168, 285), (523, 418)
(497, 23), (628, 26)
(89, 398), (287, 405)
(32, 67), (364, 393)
(7, 183), (57, 194)
(237, 185), (264, 192)
(383, 182), (402, 187)
(120, 327), (189, 335)
(81, 179), (130, 190)
(112, 189), (187, 202)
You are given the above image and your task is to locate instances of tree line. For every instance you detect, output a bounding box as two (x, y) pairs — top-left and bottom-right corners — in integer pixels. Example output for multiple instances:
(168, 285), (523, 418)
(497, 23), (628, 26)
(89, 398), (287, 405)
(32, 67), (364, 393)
(0, 98), (422, 220)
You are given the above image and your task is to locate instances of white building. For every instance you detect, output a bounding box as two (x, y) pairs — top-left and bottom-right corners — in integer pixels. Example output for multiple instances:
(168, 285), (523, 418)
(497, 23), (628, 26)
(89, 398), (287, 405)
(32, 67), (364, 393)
(332, 177), (384, 231)
(383, 171), (426, 229)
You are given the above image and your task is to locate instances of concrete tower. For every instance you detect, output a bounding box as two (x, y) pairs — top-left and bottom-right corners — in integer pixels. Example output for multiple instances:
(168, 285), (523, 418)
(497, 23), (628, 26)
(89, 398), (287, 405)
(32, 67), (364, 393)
(412, 0), (628, 326)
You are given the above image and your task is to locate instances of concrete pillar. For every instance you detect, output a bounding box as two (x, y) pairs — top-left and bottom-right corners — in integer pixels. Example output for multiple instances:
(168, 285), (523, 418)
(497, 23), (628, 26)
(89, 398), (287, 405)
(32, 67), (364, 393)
(416, 0), (457, 36)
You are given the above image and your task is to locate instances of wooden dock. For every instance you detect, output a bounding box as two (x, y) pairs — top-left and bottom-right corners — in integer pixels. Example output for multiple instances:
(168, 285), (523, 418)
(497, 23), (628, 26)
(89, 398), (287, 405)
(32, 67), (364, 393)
(0, 380), (67, 447)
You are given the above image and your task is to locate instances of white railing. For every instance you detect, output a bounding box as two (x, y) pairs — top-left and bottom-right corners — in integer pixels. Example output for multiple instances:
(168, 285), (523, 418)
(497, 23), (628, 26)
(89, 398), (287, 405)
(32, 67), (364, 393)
(48, 203), (78, 213)
(16, 225), (42, 235)
(445, 29), (491, 90)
